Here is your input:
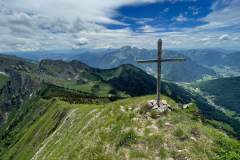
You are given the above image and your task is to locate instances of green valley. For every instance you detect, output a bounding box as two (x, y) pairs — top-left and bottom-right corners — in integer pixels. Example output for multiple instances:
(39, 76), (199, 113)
(194, 77), (240, 113)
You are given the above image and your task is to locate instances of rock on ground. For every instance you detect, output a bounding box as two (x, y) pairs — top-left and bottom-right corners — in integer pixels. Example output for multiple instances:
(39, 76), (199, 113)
(147, 99), (172, 113)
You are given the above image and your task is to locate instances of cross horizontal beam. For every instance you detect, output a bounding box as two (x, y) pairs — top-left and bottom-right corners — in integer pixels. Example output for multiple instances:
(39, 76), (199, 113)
(136, 58), (186, 63)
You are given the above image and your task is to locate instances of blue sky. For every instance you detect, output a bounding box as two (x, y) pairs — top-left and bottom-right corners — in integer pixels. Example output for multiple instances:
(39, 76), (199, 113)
(110, 0), (212, 31)
(0, 0), (239, 51)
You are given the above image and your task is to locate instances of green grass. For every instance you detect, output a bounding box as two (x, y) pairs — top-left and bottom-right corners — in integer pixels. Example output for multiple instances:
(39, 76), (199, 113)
(174, 127), (188, 140)
(0, 95), (240, 160)
(0, 74), (8, 89)
(116, 129), (138, 149)
(146, 134), (164, 149)
(27, 72), (128, 97)
(0, 98), (72, 160)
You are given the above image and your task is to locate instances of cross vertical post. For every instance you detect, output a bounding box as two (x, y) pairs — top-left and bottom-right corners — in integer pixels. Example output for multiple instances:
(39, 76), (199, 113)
(157, 39), (162, 107)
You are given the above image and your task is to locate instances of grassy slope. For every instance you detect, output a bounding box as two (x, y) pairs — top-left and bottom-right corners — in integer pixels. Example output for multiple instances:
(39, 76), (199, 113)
(0, 98), (70, 160)
(27, 71), (117, 97)
(0, 95), (239, 160)
(36, 60), (156, 97)
(0, 74), (8, 89)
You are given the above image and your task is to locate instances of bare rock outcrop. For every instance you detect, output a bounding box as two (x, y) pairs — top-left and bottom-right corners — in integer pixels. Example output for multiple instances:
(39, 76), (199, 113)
(0, 70), (42, 124)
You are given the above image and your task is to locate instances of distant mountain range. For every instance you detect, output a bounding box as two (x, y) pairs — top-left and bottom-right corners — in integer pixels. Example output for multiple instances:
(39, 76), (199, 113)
(2, 47), (240, 82)
(180, 49), (240, 77)
(75, 47), (218, 82)
(181, 49), (240, 68)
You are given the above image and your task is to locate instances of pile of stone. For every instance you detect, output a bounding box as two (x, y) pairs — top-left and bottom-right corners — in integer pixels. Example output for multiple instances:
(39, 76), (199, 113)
(147, 99), (172, 113)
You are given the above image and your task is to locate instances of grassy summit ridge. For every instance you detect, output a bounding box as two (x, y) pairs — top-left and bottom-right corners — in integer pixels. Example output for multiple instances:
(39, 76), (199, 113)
(0, 95), (239, 160)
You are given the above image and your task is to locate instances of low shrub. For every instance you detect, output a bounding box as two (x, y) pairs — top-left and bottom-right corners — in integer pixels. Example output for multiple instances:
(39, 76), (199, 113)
(174, 127), (188, 140)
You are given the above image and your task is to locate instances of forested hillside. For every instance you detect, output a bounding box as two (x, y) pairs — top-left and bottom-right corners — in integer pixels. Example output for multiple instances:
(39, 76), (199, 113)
(195, 77), (240, 113)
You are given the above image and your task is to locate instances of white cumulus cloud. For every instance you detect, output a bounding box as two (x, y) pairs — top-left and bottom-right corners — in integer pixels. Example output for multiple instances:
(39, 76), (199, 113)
(0, 0), (239, 51)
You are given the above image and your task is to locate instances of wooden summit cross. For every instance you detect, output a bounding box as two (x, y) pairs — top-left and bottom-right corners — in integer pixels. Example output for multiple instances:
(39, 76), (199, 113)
(136, 39), (186, 107)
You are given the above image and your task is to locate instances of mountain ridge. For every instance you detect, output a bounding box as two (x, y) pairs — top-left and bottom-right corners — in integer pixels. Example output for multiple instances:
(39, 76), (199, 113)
(1, 47), (226, 82)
